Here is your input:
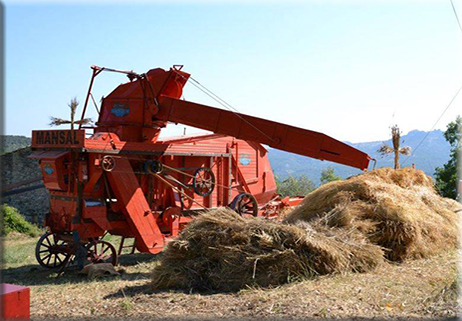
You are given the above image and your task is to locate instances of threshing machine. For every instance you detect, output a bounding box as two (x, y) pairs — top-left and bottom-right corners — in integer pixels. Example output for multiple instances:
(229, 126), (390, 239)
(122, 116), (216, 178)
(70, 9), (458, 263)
(30, 65), (372, 270)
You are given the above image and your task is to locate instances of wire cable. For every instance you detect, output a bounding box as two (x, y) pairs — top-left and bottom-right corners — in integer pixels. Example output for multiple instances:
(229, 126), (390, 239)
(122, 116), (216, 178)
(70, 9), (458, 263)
(172, 70), (276, 144)
(89, 93), (100, 114)
(450, 0), (462, 34)
(402, 1), (461, 165)
(153, 173), (207, 209)
(402, 84), (462, 165)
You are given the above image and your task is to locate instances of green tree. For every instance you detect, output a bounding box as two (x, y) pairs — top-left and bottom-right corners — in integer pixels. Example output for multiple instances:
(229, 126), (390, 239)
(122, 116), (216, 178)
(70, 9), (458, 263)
(320, 167), (342, 185)
(435, 116), (461, 200)
(275, 175), (315, 197)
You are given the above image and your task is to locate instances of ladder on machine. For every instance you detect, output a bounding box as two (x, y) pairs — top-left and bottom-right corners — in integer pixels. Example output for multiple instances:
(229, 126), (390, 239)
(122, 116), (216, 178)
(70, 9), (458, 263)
(118, 237), (137, 256)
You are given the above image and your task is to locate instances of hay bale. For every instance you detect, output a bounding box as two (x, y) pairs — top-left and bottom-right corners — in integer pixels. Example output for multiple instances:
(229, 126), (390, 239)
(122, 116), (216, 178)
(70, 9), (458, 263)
(151, 167), (459, 291)
(284, 167), (460, 261)
(151, 208), (383, 291)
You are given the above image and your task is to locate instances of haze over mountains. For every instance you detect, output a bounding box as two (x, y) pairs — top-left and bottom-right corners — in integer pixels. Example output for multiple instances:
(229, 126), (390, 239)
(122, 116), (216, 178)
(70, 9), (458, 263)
(1, 130), (450, 186)
(268, 129), (450, 185)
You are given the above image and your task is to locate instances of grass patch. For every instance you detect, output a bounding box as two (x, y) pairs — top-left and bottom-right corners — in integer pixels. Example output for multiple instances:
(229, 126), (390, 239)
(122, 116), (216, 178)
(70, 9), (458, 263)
(1, 204), (42, 237)
(2, 233), (457, 319)
(3, 234), (37, 267)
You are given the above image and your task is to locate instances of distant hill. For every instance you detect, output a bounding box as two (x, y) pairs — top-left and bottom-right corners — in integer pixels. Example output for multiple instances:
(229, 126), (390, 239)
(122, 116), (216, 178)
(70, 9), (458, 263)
(1, 130), (450, 186)
(268, 130), (450, 185)
(1, 136), (31, 154)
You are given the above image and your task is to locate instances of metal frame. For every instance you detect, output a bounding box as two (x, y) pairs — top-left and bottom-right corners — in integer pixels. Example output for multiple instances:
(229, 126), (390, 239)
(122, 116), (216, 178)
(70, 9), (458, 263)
(29, 64), (372, 267)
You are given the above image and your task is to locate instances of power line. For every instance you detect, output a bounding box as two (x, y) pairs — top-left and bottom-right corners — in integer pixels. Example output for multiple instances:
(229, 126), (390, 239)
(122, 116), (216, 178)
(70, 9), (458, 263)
(402, 84), (462, 166)
(173, 70), (277, 144)
(450, 0), (462, 34)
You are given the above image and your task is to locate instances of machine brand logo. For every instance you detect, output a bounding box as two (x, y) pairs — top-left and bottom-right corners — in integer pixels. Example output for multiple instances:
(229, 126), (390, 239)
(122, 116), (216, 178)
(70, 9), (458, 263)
(35, 130), (80, 145)
(111, 103), (130, 117)
(239, 154), (251, 166)
(44, 165), (54, 175)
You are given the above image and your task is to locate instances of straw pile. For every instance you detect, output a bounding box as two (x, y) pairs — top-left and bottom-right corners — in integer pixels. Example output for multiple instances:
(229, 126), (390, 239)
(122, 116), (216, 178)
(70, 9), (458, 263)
(284, 167), (460, 261)
(151, 167), (460, 291)
(151, 208), (383, 291)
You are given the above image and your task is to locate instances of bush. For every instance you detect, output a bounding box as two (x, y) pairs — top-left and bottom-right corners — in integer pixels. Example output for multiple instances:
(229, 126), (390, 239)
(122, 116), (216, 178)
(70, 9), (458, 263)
(1, 204), (41, 237)
(320, 167), (342, 185)
(275, 174), (315, 197)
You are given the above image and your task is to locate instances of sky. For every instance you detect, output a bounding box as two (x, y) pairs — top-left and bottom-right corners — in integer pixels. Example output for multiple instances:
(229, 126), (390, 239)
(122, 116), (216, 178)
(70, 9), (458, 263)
(4, 0), (462, 143)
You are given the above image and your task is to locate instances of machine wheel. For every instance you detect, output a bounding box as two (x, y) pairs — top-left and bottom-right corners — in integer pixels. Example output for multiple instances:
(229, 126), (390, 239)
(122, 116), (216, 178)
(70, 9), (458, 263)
(101, 156), (116, 172)
(35, 232), (70, 269)
(232, 193), (259, 217)
(192, 167), (215, 197)
(145, 160), (163, 174)
(86, 240), (118, 266)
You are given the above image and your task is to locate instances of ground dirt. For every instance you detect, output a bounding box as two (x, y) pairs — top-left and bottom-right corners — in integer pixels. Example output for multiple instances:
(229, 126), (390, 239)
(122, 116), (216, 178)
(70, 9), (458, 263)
(2, 233), (459, 320)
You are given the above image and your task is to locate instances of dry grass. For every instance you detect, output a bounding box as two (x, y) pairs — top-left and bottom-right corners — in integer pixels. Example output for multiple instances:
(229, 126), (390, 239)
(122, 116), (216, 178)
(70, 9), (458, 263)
(152, 167), (460, 291)
(49, 117), (92, 126)
(151, 208), (383, 291)
(3, 167), (460, 318)
(285, 167), (461, 261)
(2, 233), (458, 319)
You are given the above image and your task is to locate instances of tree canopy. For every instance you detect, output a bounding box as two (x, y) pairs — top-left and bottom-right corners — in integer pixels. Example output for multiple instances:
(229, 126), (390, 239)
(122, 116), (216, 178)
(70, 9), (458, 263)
(434, 116), (460, 200)
(275, 175), (315, 197)
(320, 167), (341, 185)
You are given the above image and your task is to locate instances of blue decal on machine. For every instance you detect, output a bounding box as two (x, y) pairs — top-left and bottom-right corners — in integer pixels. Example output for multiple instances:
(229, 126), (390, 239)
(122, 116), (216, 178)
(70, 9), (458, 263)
(239, 154), (251, 165)
(44, 165), (54, 175)
(111, 103), (130, 117)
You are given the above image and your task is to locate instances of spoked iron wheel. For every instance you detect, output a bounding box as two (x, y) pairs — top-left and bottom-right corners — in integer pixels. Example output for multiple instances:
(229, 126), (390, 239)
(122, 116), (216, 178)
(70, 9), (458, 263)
(234, 193), (259, 217)
(192, 167), (216, 197)
(35, 232), (70, 269)
(86, 240), (118, 266)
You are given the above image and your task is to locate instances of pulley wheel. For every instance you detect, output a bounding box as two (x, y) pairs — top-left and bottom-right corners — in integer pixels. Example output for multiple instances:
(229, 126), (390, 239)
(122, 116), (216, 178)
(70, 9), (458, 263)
(192, 167), (216, 197)
(35, 232), (70, 269)
(101, 156), (116, 172)
(145, 160), (163, 174)
(233, 193), (258, 217)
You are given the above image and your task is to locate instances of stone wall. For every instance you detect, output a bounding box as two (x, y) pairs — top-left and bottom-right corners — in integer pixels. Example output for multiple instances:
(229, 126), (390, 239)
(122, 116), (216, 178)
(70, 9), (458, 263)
(1, 147), (49, 224)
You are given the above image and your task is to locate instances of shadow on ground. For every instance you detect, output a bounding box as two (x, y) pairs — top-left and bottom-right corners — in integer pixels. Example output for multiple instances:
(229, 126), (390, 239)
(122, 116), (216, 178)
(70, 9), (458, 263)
(104, 278), (237, 299)
(2, 252), (160, 287)
(104, 283), (155, 299)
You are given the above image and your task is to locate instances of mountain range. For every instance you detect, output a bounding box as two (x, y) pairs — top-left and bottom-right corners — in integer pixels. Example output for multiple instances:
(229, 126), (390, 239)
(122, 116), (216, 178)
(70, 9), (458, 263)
(1, 130), (451, 186)
(268, 129), (451, 185)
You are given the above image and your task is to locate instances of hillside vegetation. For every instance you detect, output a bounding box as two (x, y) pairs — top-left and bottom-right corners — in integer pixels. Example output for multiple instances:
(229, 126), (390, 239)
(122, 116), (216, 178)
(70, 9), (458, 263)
(1, 135), (31, 154)
(0, 204), (41, 237)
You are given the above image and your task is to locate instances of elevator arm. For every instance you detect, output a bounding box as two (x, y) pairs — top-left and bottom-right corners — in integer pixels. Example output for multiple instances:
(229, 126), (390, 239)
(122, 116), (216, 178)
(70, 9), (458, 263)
(156, 97), (371, 170)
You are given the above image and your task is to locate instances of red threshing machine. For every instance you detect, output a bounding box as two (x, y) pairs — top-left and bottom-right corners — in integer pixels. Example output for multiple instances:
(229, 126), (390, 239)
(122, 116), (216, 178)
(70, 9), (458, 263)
(30, 65), (372, 270)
